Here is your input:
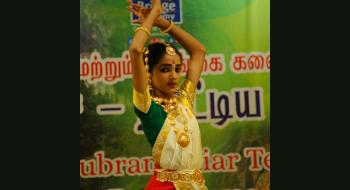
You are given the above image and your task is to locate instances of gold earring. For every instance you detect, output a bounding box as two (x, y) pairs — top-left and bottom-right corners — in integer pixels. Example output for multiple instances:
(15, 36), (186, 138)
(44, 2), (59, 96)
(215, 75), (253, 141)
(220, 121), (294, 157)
(143, 47), (152, 91)
(147, 73), (153, 91)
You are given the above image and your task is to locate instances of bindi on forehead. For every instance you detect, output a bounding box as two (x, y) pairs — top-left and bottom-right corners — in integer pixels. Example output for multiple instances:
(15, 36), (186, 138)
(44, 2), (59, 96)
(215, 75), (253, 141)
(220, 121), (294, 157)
(159, 59), (181, 65)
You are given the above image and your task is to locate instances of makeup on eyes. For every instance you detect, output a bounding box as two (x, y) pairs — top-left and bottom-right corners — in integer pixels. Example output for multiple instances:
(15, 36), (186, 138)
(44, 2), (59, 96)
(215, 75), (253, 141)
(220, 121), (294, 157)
(159, 64), (182, 73)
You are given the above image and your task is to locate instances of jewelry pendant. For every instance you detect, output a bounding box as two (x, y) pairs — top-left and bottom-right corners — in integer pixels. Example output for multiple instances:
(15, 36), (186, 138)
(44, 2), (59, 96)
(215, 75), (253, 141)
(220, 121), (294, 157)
(165, 46), (176, 56)
(177, 132), (190, 148)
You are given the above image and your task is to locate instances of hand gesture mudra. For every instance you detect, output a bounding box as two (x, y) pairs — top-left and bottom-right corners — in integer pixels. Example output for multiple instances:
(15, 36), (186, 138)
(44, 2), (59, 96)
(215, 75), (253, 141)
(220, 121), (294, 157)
(127, 0), (163, 25)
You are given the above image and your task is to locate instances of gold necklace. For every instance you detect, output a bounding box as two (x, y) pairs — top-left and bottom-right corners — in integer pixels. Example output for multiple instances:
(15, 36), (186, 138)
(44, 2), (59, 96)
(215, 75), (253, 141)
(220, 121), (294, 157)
(152, 96), (190, 148)
(152, 97), (177, 113)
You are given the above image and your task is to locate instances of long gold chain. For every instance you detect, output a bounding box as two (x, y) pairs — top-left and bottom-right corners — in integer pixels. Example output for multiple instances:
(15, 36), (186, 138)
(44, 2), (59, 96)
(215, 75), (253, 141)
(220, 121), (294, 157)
(152, 96), (190, 148)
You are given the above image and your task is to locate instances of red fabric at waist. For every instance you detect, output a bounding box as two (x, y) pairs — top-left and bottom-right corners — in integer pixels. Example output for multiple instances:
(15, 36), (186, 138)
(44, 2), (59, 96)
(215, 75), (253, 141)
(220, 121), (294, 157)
(144, 164), (175, 190)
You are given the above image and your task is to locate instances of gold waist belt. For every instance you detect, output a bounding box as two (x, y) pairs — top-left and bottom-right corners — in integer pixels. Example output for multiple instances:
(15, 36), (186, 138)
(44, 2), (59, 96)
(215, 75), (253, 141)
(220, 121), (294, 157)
(155, 169), (205, 186)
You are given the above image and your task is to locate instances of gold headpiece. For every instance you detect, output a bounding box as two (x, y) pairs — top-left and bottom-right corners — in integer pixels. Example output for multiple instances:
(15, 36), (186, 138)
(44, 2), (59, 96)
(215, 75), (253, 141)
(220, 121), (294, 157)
(143, 43), (177, 65)
(165, 44), (176, 56)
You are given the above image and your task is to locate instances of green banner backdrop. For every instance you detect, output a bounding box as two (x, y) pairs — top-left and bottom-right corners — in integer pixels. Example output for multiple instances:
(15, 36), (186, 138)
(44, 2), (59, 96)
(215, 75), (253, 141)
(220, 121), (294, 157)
(80, 0), (270, 189)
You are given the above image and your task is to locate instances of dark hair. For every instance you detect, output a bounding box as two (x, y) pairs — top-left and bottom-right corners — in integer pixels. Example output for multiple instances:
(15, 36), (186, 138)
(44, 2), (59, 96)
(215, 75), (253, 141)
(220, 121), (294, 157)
(143, 42), (183, 72)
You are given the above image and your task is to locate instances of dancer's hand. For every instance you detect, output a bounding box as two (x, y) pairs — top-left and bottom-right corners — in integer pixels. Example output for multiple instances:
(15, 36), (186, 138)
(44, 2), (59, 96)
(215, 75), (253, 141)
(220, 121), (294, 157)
(127, 0), (163, 24)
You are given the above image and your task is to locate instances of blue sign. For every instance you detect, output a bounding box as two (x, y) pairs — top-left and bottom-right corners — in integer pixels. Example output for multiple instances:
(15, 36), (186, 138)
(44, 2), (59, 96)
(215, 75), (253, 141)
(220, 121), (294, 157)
(131, 0), (183, 24)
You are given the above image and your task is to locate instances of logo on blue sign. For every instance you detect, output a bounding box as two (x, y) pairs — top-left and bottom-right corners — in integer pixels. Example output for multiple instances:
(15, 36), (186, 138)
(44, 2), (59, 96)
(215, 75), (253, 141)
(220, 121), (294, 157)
(131, 0), (182, 24)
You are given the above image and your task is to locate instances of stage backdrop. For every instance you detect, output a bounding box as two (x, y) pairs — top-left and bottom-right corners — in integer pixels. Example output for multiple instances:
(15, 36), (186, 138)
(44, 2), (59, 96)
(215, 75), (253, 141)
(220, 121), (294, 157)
(80, 0), (270, 189)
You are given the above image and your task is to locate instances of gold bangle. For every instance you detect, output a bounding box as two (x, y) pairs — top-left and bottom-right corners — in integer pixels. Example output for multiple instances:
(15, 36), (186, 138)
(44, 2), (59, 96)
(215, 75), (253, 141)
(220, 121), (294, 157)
(160, 20), (173, 33)
(135, 26), (151, 39)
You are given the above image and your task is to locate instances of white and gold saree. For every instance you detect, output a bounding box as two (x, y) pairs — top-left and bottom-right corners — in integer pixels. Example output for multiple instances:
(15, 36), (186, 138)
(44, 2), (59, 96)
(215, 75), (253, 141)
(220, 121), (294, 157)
(134, 79), (207, 190)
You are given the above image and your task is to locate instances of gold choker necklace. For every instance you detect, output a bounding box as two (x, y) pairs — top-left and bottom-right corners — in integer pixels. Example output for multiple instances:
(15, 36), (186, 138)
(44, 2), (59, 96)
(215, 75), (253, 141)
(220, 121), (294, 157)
(152, 97), (177, 113)
(152, 96), (190, 148)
